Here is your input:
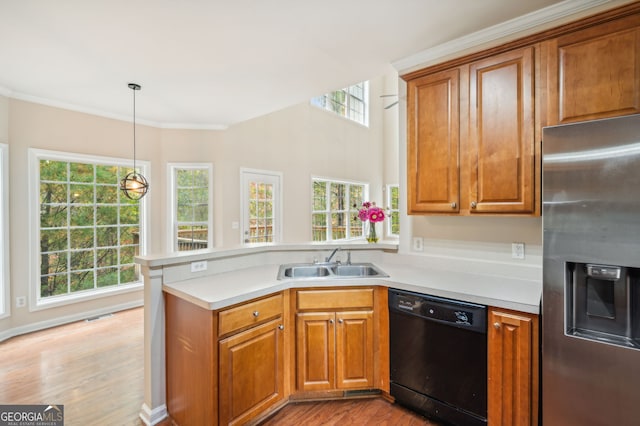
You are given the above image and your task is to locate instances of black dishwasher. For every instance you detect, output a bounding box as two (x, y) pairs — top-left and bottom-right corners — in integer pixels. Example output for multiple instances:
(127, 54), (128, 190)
(389, 288), (487, 426)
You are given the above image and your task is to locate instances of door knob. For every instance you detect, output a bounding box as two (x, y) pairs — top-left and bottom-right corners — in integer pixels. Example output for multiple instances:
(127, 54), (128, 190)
(329, 319), (334, 324)
(278, 324), (284, 330)
(470, 201), (477, 209)
(338, 318), (344, 324)
(451, 202), (457, 209)
(493, 322), (501, 329)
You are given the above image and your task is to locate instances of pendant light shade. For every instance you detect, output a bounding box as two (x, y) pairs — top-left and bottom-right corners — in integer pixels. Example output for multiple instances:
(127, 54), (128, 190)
(120, 83), (149, 200)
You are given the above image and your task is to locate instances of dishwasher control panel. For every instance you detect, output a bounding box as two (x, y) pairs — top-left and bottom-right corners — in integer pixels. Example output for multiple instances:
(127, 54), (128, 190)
(389, 289), (487, 333)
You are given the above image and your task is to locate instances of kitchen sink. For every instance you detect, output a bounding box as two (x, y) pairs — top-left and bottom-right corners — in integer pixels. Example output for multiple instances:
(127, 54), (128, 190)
(277, 262), (388, 280)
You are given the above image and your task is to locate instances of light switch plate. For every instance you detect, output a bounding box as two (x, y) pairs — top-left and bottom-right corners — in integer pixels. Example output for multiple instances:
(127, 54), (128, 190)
(412, 237), (424, 252)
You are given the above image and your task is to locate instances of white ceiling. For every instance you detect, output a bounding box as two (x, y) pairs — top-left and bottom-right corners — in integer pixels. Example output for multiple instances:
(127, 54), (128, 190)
(0, 0), (574, 129)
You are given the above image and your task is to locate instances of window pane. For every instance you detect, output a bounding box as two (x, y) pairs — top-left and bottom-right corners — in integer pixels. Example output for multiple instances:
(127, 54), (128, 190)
(97, 267), (118, 287)
(96, 185), (117, 204)
(41, 252), (67, 275)
(70, 206), (94, 227)
(313, 181), (326, 211)
(96, 165), (118, 184)
(96, 206), (118, 225)
(70, 163), (94, 183)
(70, 270), (95, 292)
(41, 182), (67, 204)
(41, 274), (67, 297)
(40, 160), (67, 182)
(173, 166), (211, 251)
(97, 226), (118, 247)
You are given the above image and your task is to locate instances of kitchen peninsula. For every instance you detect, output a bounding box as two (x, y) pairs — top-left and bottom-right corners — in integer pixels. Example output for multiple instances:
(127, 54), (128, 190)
(136, 243), (541, 425)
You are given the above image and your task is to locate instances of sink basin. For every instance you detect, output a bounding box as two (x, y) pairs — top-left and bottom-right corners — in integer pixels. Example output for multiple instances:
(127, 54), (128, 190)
(331, 264), (382, 277)
(277, 262), (388, 280)
(281, 265), (332, 278)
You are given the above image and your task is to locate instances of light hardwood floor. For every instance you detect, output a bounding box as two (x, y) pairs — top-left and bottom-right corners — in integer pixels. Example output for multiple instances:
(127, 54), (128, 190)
(0, 307), (438, 426)
(0, 308), (145, 425)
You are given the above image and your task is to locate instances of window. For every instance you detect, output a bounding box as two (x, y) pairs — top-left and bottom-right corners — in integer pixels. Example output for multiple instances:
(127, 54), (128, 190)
(386, 184), (400, 238)
(241, 169), (282, 244)
(311, 81), (369, 126)
(169, 163), (213, 252)
(312, 178), (367, 241)
(32, 150), (148, 308)
(0, 144), (7, 318)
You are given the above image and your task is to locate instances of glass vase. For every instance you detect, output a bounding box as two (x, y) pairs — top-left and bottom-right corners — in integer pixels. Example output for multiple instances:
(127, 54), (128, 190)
(366, 222), (378, 243)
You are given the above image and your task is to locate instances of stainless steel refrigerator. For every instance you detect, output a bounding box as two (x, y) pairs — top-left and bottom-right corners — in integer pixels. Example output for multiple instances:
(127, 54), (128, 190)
(542, 114), (640, 425)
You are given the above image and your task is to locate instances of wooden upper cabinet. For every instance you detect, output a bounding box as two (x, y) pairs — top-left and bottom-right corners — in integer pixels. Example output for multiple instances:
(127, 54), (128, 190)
(407, 68), (460, 214)
(547, 13), (640, 125)
(469, 47), (535, 214)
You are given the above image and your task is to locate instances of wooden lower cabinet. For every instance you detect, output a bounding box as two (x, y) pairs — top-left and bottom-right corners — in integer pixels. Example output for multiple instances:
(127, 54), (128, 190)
(219, 318), (285, 425)
(295, 310), (374, 392)
(488, 307), (539, 426)
(165, 291), (288, 426)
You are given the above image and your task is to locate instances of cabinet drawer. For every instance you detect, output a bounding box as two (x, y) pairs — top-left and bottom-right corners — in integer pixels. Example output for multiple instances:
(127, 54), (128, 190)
(297, 288), (374, 310)
(218, 293), (283, 336)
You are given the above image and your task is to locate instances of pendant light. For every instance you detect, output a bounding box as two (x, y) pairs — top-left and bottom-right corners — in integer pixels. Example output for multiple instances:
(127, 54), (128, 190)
(120, 83), (149, 200)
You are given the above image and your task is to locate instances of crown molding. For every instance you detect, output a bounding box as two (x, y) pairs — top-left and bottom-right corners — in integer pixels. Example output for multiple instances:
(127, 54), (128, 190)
(4, 90), (228, 130)
(392, 0), (612, 74)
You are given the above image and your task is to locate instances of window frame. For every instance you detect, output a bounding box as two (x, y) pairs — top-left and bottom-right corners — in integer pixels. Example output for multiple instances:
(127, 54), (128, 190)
(167, 163), (214, 253)
(0, 144), (8, 318)
(29, 149), (150, 310)
(386, 184), (400, 239)
(311, 81), (370, 126)
(311, 176), (369, 242)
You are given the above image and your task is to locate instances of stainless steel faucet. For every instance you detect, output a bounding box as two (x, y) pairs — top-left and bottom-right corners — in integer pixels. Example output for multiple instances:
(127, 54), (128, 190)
(325, 247), (341, 263)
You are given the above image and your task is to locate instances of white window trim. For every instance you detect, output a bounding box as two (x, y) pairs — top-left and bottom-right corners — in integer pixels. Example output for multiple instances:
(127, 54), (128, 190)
(386, 184), (400, 239)
(312, 176), (369, 242)
(240, 168), (283, 246)
(167, 163), (214, 253)
(28, 148), (150, 311)
(0, 144), (9, 319)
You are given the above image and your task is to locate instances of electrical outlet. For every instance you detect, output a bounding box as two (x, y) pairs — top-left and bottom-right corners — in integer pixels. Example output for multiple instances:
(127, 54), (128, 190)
(512, 242), (525, 259)
(16, 296), (26, 308)
(191, 261), (207, 273)
(412, 237), (424, 252)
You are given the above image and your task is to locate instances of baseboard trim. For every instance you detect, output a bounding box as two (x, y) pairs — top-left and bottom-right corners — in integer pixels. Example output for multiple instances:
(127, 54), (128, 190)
(0, 300), (143, 343)
(139, 403), (168, 426)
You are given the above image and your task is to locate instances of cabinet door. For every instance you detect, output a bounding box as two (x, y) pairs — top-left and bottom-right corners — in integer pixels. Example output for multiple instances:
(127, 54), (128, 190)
(219, 318), (285, 426)
(407, 68), (460, 214)
(335, 311), (374, 389)
(469, 47), (535, 214)
(488, 309), (539, 426)
(547, 14), (640, 125)
(296, 312), (335, 391)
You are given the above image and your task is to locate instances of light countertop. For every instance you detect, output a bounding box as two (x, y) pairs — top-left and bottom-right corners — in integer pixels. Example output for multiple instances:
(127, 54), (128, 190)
(162, 259), (541, 314)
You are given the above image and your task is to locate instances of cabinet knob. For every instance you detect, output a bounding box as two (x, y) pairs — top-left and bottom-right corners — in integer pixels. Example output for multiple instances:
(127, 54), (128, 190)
(338, 318), (344, 324)
(253, 311), (259, 318)
(329, 319), (334, 324)
(278, 324), (284, 330)
(493, 322), (501, 329)
(470, 201), (477, 209)
(451, 202), (457, 209)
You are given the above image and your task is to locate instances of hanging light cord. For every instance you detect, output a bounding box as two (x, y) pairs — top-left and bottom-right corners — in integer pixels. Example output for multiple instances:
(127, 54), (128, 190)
(132, 84), (137, 173)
